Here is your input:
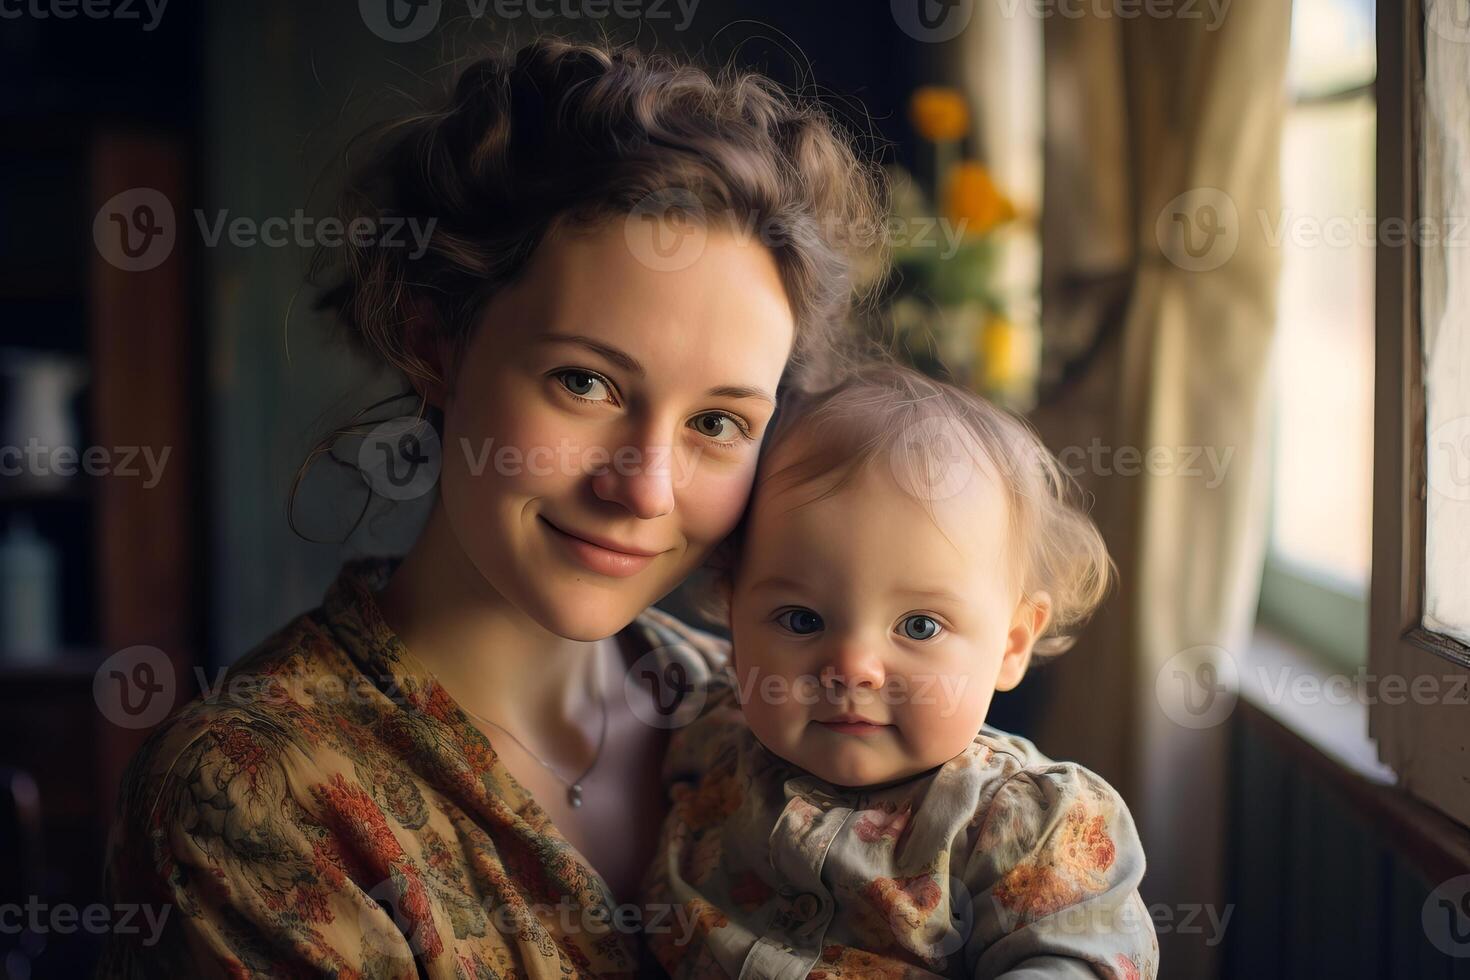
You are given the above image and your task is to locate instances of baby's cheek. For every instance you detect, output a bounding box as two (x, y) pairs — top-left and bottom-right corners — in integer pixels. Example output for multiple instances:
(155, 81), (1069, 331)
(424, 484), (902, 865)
(740, 690), (801, 765)
(901, 675), (995, 765)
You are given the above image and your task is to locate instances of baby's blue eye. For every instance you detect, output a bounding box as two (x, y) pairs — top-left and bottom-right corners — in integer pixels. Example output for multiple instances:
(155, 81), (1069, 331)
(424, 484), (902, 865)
(777, 609), (824, 635)
(900, 615), (942, 641)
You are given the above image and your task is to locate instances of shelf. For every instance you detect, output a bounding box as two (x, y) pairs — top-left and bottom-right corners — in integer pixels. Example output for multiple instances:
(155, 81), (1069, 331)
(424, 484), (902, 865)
(0, 650), (108, 683)
(0, 482), (93, 506)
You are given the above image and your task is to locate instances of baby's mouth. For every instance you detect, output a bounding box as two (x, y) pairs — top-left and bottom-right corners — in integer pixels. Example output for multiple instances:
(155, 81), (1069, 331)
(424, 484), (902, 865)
(814, 712), (892, 736)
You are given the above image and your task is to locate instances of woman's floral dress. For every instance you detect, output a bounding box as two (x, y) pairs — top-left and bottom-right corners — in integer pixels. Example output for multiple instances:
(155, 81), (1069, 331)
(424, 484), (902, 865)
(96, 556), (729, 979)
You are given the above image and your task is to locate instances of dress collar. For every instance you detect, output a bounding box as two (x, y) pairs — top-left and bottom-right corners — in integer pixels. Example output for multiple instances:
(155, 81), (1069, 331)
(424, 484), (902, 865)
(314, 554), (702, 711)
(318, 554), (420, 694)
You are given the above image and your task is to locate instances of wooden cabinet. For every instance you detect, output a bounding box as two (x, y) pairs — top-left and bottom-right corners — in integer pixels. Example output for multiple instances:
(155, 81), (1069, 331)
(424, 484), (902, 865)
(0, 126), (201, 974)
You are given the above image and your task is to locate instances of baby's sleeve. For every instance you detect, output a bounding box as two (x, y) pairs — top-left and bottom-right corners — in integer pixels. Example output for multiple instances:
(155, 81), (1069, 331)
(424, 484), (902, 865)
(960, 762), (1159, 979)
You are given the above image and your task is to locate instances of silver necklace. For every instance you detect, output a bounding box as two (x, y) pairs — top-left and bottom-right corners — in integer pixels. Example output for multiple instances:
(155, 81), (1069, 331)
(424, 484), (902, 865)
(427, 652), (608, 809)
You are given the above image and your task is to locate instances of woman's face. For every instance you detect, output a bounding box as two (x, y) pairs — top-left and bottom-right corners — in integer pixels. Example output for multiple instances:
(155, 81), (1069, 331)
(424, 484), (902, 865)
(435, 218), (796, 640)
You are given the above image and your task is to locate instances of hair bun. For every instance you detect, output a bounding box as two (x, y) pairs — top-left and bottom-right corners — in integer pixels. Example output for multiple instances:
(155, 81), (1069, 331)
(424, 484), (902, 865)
(312, 34), (888, 409)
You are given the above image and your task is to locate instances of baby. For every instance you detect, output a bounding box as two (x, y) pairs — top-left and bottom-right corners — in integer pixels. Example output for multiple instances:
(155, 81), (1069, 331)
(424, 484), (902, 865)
(640, 362), (1159, 979)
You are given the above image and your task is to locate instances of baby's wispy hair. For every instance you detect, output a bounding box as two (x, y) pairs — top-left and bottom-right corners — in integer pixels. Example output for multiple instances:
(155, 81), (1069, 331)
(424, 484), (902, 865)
(699, 356), (1114, 661)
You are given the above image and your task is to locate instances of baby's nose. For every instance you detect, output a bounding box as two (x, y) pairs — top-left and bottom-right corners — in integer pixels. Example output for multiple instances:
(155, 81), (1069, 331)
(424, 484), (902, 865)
(819, 644), (886, 691)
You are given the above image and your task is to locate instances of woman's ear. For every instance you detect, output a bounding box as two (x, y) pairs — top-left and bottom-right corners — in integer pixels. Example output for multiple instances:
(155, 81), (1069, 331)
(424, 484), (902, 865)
(997, 590), (1052, 691)
(403, 298), (452, 410)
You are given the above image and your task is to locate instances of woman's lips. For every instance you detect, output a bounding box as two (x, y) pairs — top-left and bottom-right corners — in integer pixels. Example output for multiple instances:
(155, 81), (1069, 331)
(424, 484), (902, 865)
(540, 516), (662, 578)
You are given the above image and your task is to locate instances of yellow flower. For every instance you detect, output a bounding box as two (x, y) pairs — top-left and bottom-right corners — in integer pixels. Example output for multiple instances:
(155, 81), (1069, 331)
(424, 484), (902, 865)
(908, 86), (969, 142)
(945, 161), (1017, 238)
(976, 312), (1023, 391)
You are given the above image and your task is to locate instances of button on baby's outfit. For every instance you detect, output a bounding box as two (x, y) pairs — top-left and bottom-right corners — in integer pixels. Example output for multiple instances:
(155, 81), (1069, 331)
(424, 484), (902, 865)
(789, 892), (829, 940)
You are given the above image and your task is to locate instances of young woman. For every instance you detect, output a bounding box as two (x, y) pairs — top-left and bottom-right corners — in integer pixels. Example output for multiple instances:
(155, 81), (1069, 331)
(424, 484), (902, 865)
(97, 36), (886, 978)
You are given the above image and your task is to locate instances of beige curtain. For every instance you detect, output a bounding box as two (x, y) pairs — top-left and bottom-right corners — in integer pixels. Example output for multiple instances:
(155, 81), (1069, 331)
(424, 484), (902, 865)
(947, 4), (1293, 977)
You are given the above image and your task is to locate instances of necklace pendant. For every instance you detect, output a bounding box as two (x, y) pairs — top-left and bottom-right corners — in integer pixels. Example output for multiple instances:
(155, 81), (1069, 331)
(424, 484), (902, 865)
(567, 784), (583, 808)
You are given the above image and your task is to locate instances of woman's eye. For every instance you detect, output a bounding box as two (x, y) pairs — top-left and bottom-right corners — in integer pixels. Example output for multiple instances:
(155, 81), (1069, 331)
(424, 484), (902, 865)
(899, 615), (942, 641)
(776, 609), (824, 635)
(556, 370), (613, 403)
(689, 412), (748, 445)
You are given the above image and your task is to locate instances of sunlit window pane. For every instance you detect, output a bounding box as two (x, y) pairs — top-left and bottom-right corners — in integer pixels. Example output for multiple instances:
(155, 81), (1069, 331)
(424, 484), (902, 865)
(1268, 97), (1376, 590)
(1422, 20), (1470, 647)
(1287, 0), (1376, 99)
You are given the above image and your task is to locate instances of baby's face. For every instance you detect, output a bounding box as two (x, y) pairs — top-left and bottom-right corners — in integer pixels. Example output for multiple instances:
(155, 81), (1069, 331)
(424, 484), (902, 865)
(727, 437), (1045, 788)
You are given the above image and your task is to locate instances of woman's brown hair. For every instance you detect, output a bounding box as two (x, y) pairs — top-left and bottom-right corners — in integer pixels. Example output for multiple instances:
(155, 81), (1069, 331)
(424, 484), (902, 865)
(291, 35), (891, 538)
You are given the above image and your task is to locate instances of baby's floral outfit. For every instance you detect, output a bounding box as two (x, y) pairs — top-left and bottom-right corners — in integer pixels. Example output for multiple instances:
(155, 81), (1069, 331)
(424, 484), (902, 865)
(641, 681), (1160, 979)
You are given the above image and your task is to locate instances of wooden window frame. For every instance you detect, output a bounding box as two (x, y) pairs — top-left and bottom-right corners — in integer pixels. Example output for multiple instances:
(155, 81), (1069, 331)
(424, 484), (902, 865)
(1369, 0), (1470, 829)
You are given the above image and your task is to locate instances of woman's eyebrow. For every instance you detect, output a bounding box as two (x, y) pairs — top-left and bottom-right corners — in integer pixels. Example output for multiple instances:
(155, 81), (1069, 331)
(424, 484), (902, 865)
(540, 333), (645, 375)
(539, 332), (775, 405)
(708, 384), (776, 406)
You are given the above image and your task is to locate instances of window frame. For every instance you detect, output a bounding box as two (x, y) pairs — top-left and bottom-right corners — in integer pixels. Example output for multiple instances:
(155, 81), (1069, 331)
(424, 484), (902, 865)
(1369, 0), (1470, 829)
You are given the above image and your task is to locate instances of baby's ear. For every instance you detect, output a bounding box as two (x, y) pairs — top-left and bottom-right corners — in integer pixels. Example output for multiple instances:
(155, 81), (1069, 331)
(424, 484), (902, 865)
(997, 590), (1052, 691)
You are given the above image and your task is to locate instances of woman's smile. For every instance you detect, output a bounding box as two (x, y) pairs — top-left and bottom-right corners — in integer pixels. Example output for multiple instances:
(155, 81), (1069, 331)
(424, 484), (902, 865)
(539, 514), (668, 578)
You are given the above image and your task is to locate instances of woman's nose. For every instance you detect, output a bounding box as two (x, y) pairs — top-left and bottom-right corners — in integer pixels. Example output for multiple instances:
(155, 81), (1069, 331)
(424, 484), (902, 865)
(589, 436), (676, 519)
(819, 641), (886, 691)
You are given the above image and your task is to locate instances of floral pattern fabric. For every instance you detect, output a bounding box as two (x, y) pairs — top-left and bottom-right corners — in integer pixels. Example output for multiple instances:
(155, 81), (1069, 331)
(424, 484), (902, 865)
(96, 556), (729, 979)
(640, 683), (1160, 979)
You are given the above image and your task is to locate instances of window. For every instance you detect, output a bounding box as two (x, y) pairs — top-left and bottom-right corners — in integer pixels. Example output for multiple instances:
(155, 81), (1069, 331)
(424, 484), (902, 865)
(1369, 0), (1470, 829)
(1258, 0), (1377, 667)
